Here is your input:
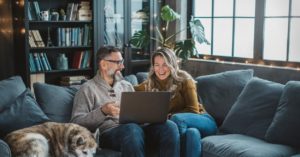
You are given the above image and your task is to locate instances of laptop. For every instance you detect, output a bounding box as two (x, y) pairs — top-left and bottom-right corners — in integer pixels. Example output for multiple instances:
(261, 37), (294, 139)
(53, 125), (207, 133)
(119, 91), (171, 124)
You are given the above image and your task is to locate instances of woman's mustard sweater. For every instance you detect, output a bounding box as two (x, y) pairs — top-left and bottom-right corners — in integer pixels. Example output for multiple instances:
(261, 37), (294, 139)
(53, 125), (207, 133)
(134, 79), (206, 114)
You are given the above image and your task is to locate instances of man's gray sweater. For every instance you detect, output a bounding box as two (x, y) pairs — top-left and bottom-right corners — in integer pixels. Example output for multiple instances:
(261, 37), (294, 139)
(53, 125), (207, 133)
(71, 72), (134, 133)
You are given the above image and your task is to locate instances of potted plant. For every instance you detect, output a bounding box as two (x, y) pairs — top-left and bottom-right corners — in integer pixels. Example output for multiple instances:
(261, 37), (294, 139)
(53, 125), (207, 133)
(130, 5), (210, 60)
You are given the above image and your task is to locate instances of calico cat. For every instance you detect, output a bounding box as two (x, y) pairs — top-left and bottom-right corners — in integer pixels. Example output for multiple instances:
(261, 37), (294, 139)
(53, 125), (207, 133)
(5, 122), (97, 157)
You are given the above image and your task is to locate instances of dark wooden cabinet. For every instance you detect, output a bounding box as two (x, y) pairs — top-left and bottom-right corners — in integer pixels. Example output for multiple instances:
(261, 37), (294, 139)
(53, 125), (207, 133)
(94, 0), (162, 75)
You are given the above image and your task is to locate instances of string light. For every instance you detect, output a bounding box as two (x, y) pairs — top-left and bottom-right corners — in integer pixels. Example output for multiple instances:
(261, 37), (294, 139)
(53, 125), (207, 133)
(20, 28), (25, 34)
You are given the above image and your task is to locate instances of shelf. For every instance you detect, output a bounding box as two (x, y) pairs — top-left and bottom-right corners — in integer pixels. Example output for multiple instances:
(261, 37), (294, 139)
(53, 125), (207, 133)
(30, 68), (92, 74)
(28, 20), (93, 28)
(29, 46), (93, 51)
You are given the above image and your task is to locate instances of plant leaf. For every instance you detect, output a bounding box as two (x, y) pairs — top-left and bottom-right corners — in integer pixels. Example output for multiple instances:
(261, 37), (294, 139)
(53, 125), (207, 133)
(174, 39), (196, 60)
(130, 30), (150, 48)
(161, 5), (180, 22)
(189, 19), (210, 45)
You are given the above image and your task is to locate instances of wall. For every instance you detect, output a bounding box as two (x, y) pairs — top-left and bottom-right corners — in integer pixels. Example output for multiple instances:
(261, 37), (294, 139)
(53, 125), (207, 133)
(0, 0), (15, 80)
(183, 59), (300, 84)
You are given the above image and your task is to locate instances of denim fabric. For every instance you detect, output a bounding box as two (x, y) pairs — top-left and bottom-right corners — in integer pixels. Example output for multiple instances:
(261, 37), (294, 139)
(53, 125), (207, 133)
(171, 113), (217, 157)
(99, 120), (180, 157)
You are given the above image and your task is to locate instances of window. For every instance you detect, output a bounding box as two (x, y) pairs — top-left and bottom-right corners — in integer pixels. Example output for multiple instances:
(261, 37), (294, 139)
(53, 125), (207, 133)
(192, 0), (300, 67)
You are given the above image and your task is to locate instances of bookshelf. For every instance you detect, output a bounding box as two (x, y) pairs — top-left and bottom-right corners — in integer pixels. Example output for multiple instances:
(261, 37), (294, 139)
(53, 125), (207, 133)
(23, 0), (96, 86)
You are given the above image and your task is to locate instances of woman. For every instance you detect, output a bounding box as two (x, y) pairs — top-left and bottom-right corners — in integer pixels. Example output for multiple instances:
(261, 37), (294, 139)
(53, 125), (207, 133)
(134, 48), (217, 157)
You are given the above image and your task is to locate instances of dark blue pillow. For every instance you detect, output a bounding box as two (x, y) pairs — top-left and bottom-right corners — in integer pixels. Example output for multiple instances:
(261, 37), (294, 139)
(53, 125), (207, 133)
(220, 77), (284, 139)
(0, 76), (26, 111)
(0, 89), (49, 136)
(33, 83), (79, 123)
(265, 81), (300, 148)
(195, 69), (253, 126)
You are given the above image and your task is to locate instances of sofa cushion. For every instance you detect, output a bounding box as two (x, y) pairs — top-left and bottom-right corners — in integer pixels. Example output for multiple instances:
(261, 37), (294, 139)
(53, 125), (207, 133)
(202, 134), (297, 157)
(195, 69), (253, 126)
(0, 89), (49, 136)
(33, 83), (79, 123)
(265, 81), (300, 148)
(0, 76), (26, 111)
(136, 72), (148, 83)
(220, 77), (284, 139)
(124, 74), (138, 86)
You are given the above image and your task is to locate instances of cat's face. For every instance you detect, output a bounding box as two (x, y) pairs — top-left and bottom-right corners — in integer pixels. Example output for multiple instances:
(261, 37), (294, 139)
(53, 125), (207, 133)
(67, 126), (98, 157)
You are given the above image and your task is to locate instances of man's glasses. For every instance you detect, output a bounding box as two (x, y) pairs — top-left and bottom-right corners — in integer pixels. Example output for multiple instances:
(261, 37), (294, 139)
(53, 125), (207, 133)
(104, 59), (124, 65)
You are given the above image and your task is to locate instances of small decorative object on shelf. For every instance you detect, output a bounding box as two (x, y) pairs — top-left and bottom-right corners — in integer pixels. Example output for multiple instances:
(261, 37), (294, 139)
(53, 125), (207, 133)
(56, 53), (68, 70)
(46, 27), (53, 47)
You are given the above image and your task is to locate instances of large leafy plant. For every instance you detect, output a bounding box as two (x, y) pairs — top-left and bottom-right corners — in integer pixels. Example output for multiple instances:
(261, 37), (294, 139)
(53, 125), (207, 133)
(130, 5), (209, 60)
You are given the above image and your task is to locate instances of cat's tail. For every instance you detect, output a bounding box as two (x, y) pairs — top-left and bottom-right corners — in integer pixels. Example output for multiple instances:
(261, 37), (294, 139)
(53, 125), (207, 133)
(6, 133), (49, 157)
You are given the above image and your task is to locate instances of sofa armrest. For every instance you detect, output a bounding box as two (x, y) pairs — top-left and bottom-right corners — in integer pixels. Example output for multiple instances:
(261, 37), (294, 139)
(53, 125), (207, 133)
(0, 139), (11, 157)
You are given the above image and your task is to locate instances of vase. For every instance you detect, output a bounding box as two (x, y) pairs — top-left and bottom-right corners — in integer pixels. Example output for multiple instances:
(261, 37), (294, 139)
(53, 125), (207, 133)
(56, 53), (68, 70)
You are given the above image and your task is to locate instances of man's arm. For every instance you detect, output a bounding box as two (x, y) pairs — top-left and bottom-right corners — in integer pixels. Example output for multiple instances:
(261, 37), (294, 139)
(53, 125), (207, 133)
(71, 87), (106, 132)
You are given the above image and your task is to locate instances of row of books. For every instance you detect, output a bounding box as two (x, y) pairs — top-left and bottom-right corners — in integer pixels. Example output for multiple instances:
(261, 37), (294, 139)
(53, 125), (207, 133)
(28, 30), (45, 47)
(67, 2), (92, 21)
(57, 25), (92, 47)
(60, 75), (89, 86)
(29, 53), (52, 72)
(28, 1), (41, 21)
(72, 51), (91, 69)
(28, 1), (92, 21)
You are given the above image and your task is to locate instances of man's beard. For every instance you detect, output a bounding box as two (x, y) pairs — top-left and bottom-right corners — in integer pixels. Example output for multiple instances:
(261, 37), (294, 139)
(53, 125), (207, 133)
(108, 69), (124, 82)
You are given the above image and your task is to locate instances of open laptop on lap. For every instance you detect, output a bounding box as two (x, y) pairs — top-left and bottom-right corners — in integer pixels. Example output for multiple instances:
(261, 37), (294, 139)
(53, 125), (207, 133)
(119, 91), (171, 124)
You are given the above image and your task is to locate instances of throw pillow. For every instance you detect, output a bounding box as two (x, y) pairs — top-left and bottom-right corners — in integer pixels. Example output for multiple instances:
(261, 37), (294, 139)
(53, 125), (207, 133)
(33, 83), (79, 123)
(0, 76), (26, 111)
(0, 89), (49, 136)
(220, 77), (284, 139)
(124, 74), (138, 86)
(195, 69), (253, 126)
(265, 81), (300, 148)
(136, 72), (148, 84)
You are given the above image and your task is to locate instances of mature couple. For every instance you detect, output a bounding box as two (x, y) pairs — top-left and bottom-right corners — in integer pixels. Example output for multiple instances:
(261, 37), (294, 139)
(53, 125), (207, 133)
(71, 46), (217, 157)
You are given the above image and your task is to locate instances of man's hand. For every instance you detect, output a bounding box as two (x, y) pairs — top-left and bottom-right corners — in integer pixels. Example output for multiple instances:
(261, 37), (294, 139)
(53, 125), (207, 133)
(101, 102), (120, 117)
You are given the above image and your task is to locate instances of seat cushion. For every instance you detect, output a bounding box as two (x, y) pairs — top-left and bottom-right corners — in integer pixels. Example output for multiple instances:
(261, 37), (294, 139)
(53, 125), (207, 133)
(33, 83), (79, 123)
(0, 139), (11, 157)
(0, 76), (26, 111)
(265, 81), (300, 148)
(0, 89), (49, 136)
(202, 134), (297, 157)
(220, 77), (283, 139)
(195, 69), (253, 126)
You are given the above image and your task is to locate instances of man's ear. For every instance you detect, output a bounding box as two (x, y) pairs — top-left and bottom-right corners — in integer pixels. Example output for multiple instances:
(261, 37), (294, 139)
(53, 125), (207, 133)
(99, 60), (106, 70)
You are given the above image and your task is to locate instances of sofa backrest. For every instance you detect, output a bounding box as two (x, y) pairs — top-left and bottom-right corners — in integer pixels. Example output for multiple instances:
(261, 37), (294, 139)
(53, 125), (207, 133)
(195, 69), (254, 126)
(33, 83), (79, 123)
(0, 76), (26, 111)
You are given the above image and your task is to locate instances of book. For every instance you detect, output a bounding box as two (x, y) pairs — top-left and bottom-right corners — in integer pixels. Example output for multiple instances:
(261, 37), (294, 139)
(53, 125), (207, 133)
(61, 75), (89, 81)
(30, 73), (45, 92)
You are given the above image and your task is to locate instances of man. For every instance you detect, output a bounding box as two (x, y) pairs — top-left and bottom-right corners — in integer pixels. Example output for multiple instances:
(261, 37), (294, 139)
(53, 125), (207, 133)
(71, 46), (180, 157)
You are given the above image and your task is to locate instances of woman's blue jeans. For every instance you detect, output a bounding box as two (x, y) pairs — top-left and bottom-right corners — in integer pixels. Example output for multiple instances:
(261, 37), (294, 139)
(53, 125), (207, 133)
(99, 120), (180, 157)
(170, 113), (217, 157)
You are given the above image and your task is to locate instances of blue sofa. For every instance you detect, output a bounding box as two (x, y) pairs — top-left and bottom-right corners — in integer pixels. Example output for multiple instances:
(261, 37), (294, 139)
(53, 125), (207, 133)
(1, 70), (300, 157)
